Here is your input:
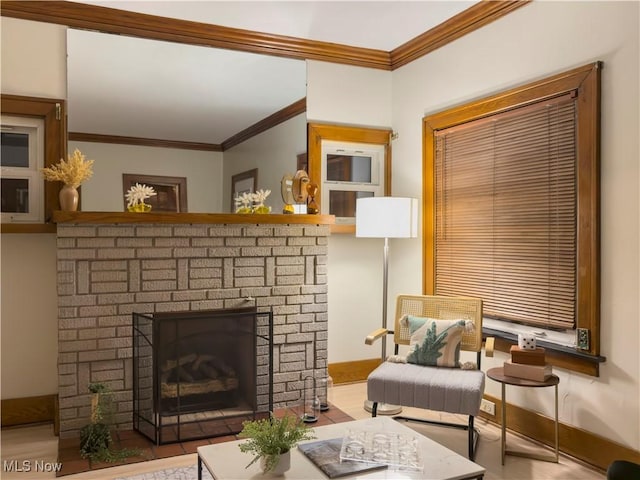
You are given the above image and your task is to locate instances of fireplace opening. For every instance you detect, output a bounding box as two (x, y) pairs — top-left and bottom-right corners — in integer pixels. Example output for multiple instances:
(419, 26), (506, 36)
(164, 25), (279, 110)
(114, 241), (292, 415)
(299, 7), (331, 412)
(133, 307), (273, 444)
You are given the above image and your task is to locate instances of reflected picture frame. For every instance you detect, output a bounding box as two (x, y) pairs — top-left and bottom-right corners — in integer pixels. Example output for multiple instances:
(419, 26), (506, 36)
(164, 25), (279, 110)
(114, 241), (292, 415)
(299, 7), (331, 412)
(122, 173), (188, 212)
(231, 168), (258, 211)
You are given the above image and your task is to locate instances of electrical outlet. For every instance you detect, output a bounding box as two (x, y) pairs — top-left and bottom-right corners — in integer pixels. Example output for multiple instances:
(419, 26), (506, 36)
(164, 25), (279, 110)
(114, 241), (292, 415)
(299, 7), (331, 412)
(480, 399), (495, 416)
(577, 328), (590, 350)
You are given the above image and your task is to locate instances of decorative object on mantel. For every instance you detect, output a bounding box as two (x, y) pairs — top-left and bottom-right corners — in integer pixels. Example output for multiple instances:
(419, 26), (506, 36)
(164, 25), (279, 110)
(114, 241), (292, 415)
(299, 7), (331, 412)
(252, 189), (272, 214)
(234, 192), (253, 214)
(238, 413), (315, 474)
(281, 173), (295, 214)
(234, 189), (271, 214)
(41, 148), (94, 211)
(125, 183), (156, 212)
(292, 169), (310, 214)
(306, 183), (319, 214)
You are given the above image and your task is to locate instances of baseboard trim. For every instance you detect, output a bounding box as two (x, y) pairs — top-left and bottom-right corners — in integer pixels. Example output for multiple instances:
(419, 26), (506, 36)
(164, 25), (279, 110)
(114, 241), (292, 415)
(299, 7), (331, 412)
(328, 358), (380, 384)
(1, 394), (59, 435)
(480, 393), (640, 471)
(327, 359), (639, 472)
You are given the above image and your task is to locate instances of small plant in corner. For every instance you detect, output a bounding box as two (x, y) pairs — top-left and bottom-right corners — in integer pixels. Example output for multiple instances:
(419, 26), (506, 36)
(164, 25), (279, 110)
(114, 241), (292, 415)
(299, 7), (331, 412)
(79, 383), (141, 463)
(238, 413), (315, 473)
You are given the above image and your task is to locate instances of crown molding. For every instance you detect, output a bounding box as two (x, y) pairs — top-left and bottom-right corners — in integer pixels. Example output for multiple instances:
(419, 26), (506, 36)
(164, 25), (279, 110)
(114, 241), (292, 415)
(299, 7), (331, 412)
(390, 0), (531, 69)
(0, 1), (389, 70)
(1, 0), (529, 71)
(67, 132), (223, 151)
(68, 98), (306, 151)
(222, 98), (306, 151)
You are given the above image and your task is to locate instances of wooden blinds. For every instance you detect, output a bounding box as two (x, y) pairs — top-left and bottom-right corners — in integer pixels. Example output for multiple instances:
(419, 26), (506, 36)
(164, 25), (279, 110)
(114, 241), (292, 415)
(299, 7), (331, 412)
(434, 94), (577, 329)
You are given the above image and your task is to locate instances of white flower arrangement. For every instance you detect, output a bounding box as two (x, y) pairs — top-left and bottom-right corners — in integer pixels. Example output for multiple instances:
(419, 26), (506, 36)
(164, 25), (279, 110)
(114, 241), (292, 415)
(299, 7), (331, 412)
(234, 192), (254, 214)
(253, 189), (270, 204)
(125, 183), (156, 212)
(234, 189), (271, 214)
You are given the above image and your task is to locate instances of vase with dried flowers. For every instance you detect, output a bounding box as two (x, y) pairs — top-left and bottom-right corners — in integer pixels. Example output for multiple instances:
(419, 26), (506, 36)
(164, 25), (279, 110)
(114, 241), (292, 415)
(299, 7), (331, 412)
(125, 183), (157, 212)
(40, 149), (94, 211)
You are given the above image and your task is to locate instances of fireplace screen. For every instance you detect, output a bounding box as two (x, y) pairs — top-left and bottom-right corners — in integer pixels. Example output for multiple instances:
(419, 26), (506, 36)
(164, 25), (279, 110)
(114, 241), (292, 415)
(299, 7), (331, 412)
(133, 308), (273, 444)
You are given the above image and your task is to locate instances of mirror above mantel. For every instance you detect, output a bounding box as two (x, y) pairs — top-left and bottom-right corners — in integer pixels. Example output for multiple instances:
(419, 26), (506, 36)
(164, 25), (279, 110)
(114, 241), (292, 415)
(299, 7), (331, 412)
(66, 28), (307, 214)
(67, 28), (307, 149)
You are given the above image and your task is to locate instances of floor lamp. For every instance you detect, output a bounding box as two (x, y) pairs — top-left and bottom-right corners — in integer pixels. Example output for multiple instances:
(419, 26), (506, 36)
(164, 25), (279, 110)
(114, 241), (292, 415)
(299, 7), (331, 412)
(356, 196), (418, 415)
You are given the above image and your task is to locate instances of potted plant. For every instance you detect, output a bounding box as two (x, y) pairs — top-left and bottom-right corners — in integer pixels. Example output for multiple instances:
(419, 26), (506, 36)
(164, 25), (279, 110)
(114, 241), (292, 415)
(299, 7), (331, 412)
(79, 383), (140, 463)
(238, 413), (316, 474)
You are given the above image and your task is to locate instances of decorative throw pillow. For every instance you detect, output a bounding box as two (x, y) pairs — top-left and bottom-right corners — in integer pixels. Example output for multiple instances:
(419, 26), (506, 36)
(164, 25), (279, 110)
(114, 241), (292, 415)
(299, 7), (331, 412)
(401, 315), (473, 368)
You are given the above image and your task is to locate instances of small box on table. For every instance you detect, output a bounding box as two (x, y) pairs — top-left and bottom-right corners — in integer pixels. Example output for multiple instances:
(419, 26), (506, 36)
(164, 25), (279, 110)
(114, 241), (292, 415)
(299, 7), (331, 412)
(503, 360), (553, 382)
(510, 345), (546, 366)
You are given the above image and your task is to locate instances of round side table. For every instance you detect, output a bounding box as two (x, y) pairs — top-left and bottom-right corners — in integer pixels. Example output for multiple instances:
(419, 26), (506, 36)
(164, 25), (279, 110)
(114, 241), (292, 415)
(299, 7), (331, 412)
(486, 366), (559, 465)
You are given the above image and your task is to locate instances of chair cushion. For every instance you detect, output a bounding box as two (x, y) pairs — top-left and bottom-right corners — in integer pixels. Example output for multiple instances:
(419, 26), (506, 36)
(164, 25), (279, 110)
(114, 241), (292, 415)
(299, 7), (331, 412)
(402, 316), (470, 367)
(367, 361), (485, 416)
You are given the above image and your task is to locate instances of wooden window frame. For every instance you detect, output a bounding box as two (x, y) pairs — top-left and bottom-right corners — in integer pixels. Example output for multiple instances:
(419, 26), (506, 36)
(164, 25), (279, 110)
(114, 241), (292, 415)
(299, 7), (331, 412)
(1, 94), (67, 233)
(422, 62), (602, 375)
(307, 123), (392, 234)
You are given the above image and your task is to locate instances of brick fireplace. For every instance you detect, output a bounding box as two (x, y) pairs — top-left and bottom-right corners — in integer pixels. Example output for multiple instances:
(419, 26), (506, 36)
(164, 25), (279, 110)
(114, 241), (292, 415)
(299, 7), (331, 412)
(54, 214), (332, 439)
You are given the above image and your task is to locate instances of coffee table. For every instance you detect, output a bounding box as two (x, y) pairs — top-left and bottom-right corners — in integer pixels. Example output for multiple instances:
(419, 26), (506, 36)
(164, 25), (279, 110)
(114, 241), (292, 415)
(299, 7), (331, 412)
(197, 416), (485, 479)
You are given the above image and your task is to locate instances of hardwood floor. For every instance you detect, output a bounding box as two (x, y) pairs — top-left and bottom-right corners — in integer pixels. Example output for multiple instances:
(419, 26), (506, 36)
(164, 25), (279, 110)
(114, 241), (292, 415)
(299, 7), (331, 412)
(1, 382), (606, 479)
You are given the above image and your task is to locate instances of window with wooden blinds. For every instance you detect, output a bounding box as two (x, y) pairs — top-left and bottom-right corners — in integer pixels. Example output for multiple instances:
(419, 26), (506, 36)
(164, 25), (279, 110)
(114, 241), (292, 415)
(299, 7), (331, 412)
(434, 95), (577, 329)
(422, 63), (602, 374)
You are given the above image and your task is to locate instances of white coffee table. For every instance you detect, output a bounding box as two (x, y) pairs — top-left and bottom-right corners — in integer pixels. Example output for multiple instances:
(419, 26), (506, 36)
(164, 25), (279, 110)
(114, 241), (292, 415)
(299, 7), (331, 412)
(197, 416), (485, 479)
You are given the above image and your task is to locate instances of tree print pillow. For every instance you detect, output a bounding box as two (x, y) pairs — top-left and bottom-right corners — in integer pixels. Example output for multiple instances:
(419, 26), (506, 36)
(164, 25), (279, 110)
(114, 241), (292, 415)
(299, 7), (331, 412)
(402, 315), (473, 368)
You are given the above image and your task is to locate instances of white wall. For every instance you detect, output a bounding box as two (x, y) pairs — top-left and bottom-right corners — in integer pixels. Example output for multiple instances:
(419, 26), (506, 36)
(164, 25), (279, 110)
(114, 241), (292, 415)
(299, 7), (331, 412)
(69, 141), (223, 212)
(0, 234), (59, 397)
(306, 60), (399, 362)
(222, 113), (307, 213)
(389, 1), (639, 450)
(307, 61), (392, 129)
(0, 18), (66, 98)
(1, 17), (66, 399)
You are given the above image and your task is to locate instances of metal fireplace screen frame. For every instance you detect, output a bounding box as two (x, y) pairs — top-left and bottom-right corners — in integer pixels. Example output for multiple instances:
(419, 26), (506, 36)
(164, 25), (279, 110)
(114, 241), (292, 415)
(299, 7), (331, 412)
(132, 308), (273, 445)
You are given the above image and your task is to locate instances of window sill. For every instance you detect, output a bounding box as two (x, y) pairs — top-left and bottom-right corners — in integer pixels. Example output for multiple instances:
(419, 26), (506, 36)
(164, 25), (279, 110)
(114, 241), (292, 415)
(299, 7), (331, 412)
(483, 327), (606, 377)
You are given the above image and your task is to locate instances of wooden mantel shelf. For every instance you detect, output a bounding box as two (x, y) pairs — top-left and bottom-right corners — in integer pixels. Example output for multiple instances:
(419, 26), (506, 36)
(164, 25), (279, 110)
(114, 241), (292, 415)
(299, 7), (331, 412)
(52, 211), (335, 226)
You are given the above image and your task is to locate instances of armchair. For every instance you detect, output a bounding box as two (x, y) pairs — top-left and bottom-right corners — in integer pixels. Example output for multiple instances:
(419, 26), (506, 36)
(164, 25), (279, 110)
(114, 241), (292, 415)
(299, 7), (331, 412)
(365, 294), (494, 460)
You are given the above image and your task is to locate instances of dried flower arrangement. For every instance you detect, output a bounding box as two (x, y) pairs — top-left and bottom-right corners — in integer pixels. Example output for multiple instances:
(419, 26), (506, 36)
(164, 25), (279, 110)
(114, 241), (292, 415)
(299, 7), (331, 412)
(41, 148), (94, 188)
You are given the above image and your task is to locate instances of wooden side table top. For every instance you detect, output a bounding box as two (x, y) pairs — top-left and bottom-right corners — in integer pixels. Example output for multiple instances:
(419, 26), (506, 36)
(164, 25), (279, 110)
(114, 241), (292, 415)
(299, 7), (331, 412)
(487, 366), (560, 388)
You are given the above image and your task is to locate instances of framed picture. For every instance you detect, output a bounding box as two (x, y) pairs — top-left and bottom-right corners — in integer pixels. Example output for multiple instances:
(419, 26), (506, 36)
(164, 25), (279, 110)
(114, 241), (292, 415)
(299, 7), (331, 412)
(231, 168), (258, 211)
(122, 174), (188, 212)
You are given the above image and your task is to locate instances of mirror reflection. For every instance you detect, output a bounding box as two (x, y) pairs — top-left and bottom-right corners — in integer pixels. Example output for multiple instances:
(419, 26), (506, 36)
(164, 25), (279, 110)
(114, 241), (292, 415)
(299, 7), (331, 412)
(66, 28), (307, 213)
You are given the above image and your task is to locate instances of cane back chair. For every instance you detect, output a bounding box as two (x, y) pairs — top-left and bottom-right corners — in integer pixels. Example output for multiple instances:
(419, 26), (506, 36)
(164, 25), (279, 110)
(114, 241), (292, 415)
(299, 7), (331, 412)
(366, 294), (493, 460)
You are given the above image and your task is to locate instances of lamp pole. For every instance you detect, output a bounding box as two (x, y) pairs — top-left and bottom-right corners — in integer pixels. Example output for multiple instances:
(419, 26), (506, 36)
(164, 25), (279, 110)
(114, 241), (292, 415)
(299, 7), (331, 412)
(381, 237), (389, 361)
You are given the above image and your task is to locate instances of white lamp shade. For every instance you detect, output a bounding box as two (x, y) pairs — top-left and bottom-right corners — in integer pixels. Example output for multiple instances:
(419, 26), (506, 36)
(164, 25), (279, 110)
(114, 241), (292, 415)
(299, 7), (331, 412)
(356, 197), (419, 238)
